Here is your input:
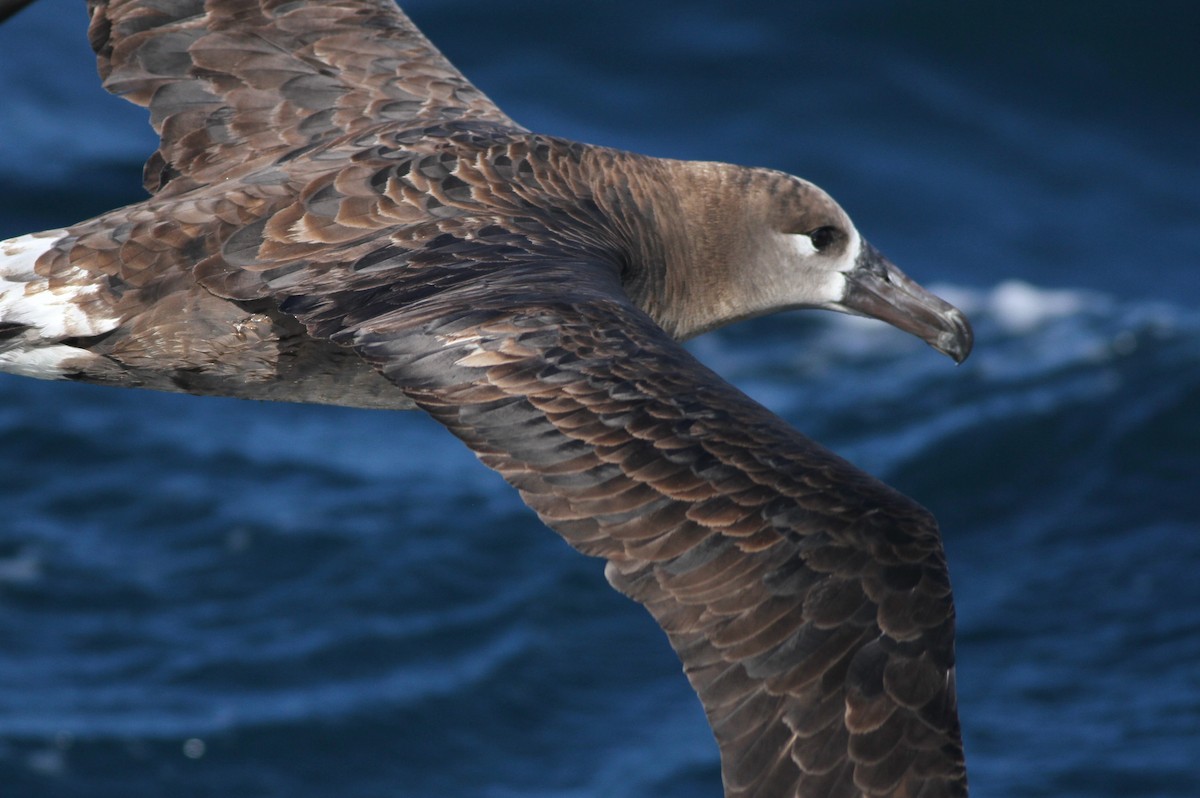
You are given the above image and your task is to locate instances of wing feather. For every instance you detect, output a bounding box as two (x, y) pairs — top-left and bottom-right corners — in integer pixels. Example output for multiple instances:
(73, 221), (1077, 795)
(30, 61), (968, 790)
(86, 0), (521, 193)
(247, 246), (970, 797)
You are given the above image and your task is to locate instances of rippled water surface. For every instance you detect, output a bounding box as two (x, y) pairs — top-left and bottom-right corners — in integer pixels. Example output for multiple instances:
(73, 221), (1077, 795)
(1, 1), (1198, 796)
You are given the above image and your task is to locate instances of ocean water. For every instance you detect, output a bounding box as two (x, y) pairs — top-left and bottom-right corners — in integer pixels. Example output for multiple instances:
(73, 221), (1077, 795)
(0, 1), (1197, 796)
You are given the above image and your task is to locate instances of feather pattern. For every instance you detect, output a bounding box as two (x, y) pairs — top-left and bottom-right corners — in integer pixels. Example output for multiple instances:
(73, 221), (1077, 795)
(87, 0), (521, 194)
(0, 1), (972, 795)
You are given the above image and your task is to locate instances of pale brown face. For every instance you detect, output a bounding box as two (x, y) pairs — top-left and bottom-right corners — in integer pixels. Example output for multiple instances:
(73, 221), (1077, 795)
(763, 172), (974, 363)
(762, 171), (854, 250)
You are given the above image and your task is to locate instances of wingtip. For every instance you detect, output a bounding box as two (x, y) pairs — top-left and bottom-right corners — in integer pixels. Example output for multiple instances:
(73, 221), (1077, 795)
(0, 0), (38, 25)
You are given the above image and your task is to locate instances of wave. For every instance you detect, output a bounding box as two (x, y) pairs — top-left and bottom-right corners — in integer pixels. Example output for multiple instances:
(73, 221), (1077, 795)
(693, 279), (1199, 476)
(0, 275), (1194, 794)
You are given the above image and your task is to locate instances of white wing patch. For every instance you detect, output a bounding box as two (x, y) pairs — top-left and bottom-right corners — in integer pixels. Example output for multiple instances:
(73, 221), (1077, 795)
(0, 230), (120, 339)
(0, 230), (121, 379)
(0, 344), (100, 380)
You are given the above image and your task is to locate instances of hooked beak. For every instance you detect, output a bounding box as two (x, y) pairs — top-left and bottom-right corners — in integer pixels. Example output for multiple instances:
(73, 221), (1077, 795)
(838, 241), (973, 363)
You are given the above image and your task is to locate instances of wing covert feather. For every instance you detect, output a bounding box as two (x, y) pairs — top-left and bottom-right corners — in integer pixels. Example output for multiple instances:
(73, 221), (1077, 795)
(268, 252), (968, 797)
(86, 0), (520, 193)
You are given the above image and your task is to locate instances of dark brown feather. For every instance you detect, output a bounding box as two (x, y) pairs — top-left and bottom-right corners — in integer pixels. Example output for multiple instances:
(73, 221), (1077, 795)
(6, 2), (972, 794)
(86, 0), (521, 194)
(254, 234), (966, 795)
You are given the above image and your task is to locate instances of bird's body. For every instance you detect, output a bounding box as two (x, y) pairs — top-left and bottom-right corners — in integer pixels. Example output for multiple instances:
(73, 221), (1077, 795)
(0, 1), (971, 795)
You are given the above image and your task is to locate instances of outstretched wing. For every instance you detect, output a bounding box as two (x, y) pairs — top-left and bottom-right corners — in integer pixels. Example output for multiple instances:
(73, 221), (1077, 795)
(0, 0), (37, 24)
(86, 0), (521, 194)
(250, 238), (969, 797)
(40, 4), (968, 791)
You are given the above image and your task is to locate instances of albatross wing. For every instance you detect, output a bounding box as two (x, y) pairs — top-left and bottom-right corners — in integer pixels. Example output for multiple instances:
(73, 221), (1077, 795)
(265, 229), (969, 798)
(158, 127), (966, 794)
(87, 0), (522, 194)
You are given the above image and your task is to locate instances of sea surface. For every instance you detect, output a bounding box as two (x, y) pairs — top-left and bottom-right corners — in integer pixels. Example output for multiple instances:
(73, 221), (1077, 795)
(0, 1), (1198, 796)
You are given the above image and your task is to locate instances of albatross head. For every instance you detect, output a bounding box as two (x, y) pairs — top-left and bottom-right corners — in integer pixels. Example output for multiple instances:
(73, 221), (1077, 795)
(672, 165), (973, 363)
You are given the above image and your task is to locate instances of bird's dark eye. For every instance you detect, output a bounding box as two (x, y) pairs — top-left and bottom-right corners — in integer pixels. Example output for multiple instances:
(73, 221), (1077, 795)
(808, 226), (839, 252)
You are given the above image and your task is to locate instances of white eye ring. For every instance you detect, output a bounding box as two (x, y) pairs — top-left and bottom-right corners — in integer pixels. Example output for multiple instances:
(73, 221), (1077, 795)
(787, 233), (819, 257)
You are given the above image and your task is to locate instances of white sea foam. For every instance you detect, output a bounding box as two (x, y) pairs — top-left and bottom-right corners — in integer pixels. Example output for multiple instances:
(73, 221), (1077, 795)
(689, 277), (1198, 475)
(716, 279), (1114, 377)
(932, 280), (1098, 335)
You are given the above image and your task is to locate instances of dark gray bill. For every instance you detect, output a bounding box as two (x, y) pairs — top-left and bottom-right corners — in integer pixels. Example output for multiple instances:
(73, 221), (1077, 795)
(839, 241), (973, 363)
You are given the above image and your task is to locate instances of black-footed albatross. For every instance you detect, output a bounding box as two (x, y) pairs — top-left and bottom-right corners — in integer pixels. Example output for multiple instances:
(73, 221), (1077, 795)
(0, 1), (973, 795)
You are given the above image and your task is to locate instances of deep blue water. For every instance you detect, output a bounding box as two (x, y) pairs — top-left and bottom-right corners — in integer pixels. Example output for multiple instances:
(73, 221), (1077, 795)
(0, 1), (1198, 796)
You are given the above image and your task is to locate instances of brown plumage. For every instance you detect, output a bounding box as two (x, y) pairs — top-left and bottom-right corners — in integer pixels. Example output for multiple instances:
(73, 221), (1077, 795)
(0, 1), (973, 795)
